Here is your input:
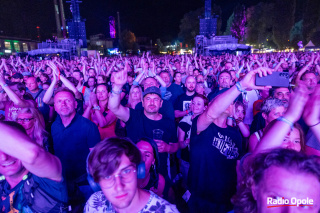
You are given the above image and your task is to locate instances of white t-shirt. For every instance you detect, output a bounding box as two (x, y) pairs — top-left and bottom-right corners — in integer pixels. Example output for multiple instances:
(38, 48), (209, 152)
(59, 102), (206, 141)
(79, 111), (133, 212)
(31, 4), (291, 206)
(84, 191), (179, 213)
(243, 90), (259, 125)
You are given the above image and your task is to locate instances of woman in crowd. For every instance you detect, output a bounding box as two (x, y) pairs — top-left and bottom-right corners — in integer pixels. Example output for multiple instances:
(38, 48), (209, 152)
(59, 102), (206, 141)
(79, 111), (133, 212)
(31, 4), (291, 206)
(86, 76), (97, 92)
(127, 85), (143, 109)
(16, 107), (51, 152)
(177, 94), (209, 189)
(83, 83), (117, 139)
(137, 137), (165, 197)
(228, 101), (250, 137)
(248, 98), (287, 152)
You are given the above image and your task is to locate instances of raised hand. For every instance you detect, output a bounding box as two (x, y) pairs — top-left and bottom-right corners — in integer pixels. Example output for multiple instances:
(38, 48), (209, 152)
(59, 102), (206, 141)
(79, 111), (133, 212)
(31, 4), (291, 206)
(89, 92), (98, 107)
(113, 69), (127, 87)
(284, 82), (309, 123)
(240, 67), (273, 91)
(303, 85), (320, 126)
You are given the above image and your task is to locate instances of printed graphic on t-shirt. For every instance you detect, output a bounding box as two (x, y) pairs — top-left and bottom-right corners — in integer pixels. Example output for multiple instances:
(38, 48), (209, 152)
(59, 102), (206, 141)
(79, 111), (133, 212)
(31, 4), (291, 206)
(182, 101), (191, 111)
(212, 132), (239, 159)
(163, 91), (172, 101)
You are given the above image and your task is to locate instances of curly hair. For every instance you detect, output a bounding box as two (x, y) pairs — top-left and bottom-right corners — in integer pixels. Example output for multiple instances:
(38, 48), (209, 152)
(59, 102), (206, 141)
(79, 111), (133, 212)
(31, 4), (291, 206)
(232, 149), (320, 213)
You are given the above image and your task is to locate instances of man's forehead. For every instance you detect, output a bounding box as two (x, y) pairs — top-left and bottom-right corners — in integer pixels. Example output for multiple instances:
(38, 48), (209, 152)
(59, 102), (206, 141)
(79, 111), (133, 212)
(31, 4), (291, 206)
(276, 88), (290, 93)
(144, 93), (161, 99)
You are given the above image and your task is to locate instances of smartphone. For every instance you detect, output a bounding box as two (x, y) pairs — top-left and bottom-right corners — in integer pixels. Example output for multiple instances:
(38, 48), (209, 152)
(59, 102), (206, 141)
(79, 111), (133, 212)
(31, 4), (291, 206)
(255, 72), (289, 87)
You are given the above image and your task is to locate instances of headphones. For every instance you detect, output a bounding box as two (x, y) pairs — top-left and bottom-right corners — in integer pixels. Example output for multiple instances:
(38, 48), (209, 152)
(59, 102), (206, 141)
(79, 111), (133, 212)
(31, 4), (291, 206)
(86, 151), (146, 192)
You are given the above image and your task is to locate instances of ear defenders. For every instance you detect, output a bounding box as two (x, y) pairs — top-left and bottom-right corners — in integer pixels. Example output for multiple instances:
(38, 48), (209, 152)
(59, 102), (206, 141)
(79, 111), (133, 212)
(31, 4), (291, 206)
(86, 151), (146, 192)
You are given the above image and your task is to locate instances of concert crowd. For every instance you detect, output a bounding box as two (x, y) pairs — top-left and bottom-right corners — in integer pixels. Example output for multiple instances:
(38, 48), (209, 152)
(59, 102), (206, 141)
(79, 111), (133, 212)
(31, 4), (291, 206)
(0, 51), (319, 213)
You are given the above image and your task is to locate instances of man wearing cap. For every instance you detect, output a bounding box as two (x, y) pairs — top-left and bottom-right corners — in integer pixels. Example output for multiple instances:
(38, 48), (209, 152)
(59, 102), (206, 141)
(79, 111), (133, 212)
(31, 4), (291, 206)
(108, 69), (178, 179)
(11, 73), (24, 83)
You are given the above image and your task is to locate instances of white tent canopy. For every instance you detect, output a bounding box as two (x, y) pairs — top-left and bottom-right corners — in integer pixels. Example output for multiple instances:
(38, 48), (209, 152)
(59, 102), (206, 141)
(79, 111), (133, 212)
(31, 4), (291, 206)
(304, 41), (315, 48)
(27, 48), (69, 56)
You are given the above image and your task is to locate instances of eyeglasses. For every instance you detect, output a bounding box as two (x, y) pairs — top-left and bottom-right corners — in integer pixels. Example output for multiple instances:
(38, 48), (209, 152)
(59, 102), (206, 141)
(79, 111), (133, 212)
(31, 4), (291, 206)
(17, 118), (34, 123)
(100, 165), (137, 189)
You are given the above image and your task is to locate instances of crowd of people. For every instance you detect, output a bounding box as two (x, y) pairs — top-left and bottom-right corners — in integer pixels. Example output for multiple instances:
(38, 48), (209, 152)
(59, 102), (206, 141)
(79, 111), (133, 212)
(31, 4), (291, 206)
(0, 51), (319, 212)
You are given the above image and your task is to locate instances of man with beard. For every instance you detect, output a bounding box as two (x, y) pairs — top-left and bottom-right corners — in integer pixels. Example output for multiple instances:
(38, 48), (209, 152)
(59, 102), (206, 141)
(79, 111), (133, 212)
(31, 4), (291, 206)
(207, 71), (232, 101)
(108, 69), (178, 180)
(174, 76), (197, 119)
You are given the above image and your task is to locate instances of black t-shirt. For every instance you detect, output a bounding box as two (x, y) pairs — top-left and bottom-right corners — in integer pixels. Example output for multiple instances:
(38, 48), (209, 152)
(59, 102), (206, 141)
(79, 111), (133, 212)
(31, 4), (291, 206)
(250, 112), (266, 134)
(174, 93), (196, 112)
(188, 116), (242, 205)
(125, 108), (177, 176)
(135, 100), (175, 121)
(164, 83), (184, 105)
(178, 116), (192, 162)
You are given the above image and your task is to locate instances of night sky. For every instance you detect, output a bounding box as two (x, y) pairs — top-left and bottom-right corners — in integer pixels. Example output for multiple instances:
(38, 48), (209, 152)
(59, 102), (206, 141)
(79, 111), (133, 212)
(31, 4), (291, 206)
(0, 0), (262, 41)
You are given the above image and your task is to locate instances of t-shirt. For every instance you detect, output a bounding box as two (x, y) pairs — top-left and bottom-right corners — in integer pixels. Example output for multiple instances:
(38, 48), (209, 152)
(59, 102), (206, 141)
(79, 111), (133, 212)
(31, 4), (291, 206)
(125, 108), (177, 176)
(135, 100), (175, 121)
(51, 113), (101, 182)
(174, 93), (196, 112)
(78, 85), (91, 106)
(84, 191), (179, 213)
(27, 89), (50, 122)
(0, 173), (68, 212)
(164, 83), (184, 105)
(178, 115), (192, 162)
(188, 116), (242, 206)
(243, 90), (259, 125)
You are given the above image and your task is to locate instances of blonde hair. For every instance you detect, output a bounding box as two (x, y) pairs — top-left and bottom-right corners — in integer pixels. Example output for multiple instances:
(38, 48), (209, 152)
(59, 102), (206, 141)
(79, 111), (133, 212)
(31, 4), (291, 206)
(127, 85), (142, 108)
(17, 108), (48, 147)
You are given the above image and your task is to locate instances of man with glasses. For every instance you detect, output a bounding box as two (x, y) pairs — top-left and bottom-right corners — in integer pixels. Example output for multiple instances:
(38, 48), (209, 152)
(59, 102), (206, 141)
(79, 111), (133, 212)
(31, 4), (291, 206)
(84, 137), (178, 212)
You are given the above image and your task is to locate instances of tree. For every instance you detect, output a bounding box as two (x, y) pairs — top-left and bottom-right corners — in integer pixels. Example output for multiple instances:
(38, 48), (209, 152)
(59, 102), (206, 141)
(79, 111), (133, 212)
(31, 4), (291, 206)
(119, 30), (136, 53)
(290, 20), (304, 47)
(224, 13), (234, 35)
(302, 0), (320, 43)
(178, 8), (203, 47)
(230, 5), (246, 42)
(245, 2), (274, 48)
(272, 0), (296, 49)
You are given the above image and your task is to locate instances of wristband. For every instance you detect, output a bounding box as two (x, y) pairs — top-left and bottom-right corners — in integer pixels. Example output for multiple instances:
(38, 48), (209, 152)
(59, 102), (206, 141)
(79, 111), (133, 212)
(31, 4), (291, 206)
(277, 116), (294, 130)
(2, 84), (8, 88)
(236, 82), (246, 93)
(111, 89), (122, 95)
(309, 121), (320, 128)
(93, 105), (100, 111)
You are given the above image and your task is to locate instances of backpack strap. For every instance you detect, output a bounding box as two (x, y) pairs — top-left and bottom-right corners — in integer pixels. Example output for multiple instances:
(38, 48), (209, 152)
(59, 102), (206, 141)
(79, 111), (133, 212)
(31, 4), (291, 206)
(81, 86), (86, 95)
(22, 173), (68, 213)
(34, 89), (44, 100)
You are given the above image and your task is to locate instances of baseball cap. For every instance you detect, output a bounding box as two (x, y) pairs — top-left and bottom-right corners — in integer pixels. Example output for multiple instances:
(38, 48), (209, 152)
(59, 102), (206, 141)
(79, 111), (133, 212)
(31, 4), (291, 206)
(22, 72), (32, 77)
(12, 73), (23, 79)
(143, 86), (162, 98)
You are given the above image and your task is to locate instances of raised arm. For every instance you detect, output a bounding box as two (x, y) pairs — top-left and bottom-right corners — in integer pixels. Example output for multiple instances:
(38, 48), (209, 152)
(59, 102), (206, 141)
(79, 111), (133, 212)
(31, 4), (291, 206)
(303, 85), (320, 142)
(0, 122), (62, 181)
(254, 83), (309, 154)
(197, 68), (273, 133)
(108, 69), (130, 122)
(48, 61), (82, 100)
(0, 74), (34, 108)
(43, 71), (57, 105)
